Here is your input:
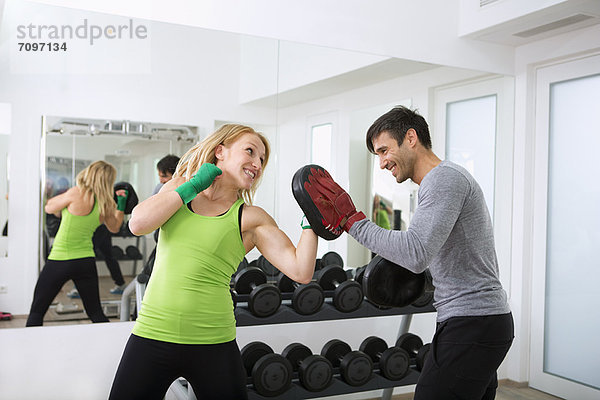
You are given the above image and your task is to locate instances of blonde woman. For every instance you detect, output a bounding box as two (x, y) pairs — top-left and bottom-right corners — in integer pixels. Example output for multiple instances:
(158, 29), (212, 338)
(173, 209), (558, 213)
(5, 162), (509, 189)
(26, 160), (127, 326)
(109, 124), (318, 400)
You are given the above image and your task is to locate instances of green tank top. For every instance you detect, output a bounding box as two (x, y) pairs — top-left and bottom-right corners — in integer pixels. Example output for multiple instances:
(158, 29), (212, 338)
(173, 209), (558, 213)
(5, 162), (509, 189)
(133, 198), (246, 344)
(48, 200), (100, 261)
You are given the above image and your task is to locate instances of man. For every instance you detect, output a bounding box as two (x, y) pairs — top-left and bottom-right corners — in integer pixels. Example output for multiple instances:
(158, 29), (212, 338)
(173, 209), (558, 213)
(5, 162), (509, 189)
(152, 155), (180, 195)
(312, 106), (513, 399)
(142, 154), (180, 279)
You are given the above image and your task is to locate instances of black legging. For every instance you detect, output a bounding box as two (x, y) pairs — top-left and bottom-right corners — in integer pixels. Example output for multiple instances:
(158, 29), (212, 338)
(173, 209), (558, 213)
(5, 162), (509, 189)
(93, 225), (125, 286)
(109, 335), (248, 400)
(26, 257), (109, 326)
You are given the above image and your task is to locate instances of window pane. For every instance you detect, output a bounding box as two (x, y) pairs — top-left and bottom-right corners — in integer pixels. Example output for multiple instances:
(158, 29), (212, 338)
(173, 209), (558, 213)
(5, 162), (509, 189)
(446, 95), (496, 217)
(544, 73), (600, 389)
(311, 123), (332, 171)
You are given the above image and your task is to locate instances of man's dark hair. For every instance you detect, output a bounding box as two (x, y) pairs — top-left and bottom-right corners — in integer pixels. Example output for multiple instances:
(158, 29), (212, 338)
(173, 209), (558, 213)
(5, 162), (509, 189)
(366, 106), (432, 153)
(157, 154), (180, 175)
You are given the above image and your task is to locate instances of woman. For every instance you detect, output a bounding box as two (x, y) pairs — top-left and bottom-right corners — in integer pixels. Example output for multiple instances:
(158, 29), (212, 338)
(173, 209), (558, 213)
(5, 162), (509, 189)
(26, 160), (127, 326)
(108, 124), (318, 400)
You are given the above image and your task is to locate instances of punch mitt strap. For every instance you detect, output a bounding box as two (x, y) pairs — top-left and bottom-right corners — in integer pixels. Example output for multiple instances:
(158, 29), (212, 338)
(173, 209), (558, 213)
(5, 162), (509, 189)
(114, 182), (139, 215)
(292, 164), (341, 241)
(362, 255), (426, 308)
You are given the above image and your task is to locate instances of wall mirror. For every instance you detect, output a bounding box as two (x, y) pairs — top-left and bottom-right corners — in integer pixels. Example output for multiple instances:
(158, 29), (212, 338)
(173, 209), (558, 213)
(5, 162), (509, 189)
(0, 134), (7, 257)
(25, 1), (279, 324)
(0, 102), (10, 258)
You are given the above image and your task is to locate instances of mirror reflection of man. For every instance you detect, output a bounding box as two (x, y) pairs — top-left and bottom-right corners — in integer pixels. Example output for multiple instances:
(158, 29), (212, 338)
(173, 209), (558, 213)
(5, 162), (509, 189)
(152, 155), (180, 195)
(142, 155), (180, 280)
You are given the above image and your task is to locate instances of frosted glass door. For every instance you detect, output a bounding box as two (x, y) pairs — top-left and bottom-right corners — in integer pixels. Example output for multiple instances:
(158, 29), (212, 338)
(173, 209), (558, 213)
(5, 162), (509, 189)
(544, 73), (600, 388)
(446, 95), (496, 217)
(531, 55), (600, 400)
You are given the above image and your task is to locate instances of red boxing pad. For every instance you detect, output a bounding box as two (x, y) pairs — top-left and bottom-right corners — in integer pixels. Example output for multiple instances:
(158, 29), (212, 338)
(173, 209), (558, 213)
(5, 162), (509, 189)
(292, 164), (342, 240)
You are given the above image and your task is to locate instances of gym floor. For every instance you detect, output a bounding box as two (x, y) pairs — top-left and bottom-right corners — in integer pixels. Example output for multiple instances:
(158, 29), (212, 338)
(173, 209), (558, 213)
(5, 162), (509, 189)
(1, 277), (564, 400)
(374, 381), (564, 400)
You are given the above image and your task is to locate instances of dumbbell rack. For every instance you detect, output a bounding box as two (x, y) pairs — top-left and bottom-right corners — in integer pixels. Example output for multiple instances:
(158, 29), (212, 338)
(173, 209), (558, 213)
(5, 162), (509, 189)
(110, 229), (146, 276)
(238, 299), (434, 400)
(235, 295), (434, 326)
(249, 369), (422, 400)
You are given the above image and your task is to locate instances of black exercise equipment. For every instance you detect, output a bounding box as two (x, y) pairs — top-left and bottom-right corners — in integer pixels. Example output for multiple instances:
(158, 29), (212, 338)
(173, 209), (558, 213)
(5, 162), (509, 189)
(125, 245), (142, 260)
(230, 258), (250, 287)
(232, 267), (281, 317)
(362, 255), (425, 308)
(411, 268), (435, 307)
(317, 265), (363, 313)
(354, 265), (367, 285)
(321, 339), (373, 386)
(237, 257), (249, 274)
(113, 181), (139, 214)
(241, 341), (293, 397)
(396, 333), (430, 372)
(111, 245), (124, 259)
(276, 274), (324, 315)
(281, 343), (333, 392)
(291, 164), (340, 241)
(359, 336), (410, 380)
(321, 251), (344, 268)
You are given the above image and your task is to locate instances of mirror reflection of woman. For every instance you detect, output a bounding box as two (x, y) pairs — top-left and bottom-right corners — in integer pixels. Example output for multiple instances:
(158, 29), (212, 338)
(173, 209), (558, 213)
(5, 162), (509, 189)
(26, 160), (127, 326)
(109, 124), (318, 400)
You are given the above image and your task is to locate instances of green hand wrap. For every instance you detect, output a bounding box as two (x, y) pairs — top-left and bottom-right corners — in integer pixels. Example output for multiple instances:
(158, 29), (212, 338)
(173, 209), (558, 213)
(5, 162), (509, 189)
(116, 190), (128, 211)
(301, 215), (311, 230)
(175, 163), (222, 204)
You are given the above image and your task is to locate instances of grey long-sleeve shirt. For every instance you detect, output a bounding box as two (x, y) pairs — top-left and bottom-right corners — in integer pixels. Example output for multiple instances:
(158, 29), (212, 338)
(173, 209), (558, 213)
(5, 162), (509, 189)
(349, 160), (510, 322)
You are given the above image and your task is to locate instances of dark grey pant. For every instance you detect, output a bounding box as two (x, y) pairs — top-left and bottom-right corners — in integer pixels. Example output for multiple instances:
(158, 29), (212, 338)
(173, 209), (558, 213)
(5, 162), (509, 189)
(414, 312), (514, 400)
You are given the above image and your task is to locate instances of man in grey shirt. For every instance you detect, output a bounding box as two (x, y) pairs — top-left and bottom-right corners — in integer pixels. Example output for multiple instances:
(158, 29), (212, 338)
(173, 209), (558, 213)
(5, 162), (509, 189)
(310, 106), (513, 399)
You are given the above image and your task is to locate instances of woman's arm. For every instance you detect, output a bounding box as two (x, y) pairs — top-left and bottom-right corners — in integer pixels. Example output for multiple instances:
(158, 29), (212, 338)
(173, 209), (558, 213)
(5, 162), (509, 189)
(129, 164), (222, 236)
(102, 196), (125, 234)
(128, 177), (185, 236)
(44, 187), (75, 216)
(244, 207), (318, 284)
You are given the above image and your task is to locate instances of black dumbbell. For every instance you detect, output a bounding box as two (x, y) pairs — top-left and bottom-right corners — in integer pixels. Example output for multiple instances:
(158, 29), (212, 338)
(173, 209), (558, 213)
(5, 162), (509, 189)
(241, 341), (293, 397)
(396, 333), (430, 372)
(237, 257), (249, 274)
(232, 267), (281, 317)
(317, 265), (363, 312)
(411, 269), (435, 307)
(111, 245), (124, 259)
(125, 245), (142, 260)
(321, 251), (344, 268)
(276, 274), (324, 315)
(321, 339), (373, 386)
(354, 265), (367, 285)
(359, 336), (410, 380)
(230, 258), (250, 286)
(281, 343), (333, 392)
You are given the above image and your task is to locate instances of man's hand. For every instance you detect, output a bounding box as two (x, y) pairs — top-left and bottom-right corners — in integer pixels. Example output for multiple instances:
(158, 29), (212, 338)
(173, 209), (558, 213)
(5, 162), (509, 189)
(303, 167), (365, 233)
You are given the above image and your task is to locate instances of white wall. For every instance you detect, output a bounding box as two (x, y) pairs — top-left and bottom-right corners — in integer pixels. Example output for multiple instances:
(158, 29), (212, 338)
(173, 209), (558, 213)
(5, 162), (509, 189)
(29, 0), (515, 75)
(459, 0), (568, 36)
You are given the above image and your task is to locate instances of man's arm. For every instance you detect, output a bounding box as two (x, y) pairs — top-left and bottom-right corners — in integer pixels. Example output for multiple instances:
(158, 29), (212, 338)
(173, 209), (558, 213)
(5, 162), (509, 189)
(350, 168), (469, 273)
